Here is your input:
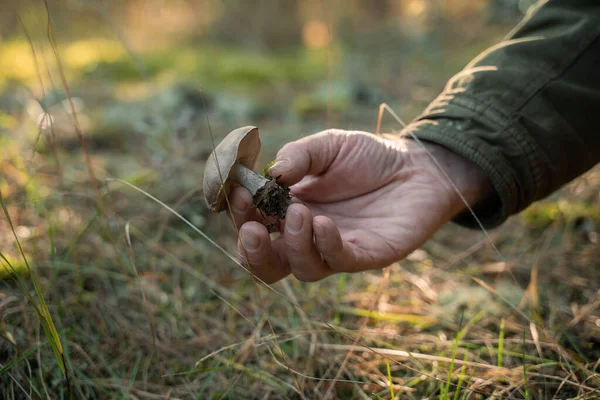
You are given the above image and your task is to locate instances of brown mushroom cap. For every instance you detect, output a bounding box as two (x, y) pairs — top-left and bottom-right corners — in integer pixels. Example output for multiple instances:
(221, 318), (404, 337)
(203, 126), (261, 212)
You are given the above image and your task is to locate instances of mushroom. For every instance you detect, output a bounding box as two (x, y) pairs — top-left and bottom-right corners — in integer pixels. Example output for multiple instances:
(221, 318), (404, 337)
(203, 126), (291, 220)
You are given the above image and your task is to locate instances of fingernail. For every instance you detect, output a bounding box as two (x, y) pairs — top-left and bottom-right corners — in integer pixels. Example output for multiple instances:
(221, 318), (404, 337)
(269, 159), (288, 176)
(241, 231), (260, 250)
(286, 209), (303, 233)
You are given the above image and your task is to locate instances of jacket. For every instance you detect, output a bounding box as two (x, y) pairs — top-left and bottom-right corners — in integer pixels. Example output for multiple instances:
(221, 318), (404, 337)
(406, 0), (600, 228)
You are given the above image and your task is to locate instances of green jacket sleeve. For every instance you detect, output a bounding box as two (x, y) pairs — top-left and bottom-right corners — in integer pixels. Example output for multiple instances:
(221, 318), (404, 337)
(405, 0), (600, 228)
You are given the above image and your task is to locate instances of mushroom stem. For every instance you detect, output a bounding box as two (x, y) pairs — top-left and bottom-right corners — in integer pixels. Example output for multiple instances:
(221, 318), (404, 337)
(230, 162), (270, 195)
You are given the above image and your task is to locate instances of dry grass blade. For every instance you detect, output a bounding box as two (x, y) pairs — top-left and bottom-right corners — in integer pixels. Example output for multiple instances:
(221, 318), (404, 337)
(106, 177), (497, 397)
(320, 343), (503, 371)
(320, 344), (600, 394)
(2, 3), (598, 397)
(323, 268), (391, 399)
(42, 0), (100, 199)
(376, 103), (540, 326)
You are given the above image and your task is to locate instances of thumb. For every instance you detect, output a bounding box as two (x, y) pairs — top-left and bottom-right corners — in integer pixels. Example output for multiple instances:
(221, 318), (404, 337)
(268, 129), (348, 186)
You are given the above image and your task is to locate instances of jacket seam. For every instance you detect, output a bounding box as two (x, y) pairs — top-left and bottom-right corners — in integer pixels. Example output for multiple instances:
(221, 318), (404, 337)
(416, 23), (600, 212)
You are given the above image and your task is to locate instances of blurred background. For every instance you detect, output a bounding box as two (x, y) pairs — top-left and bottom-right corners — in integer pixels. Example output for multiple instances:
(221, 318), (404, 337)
(0, 1), (598, 399)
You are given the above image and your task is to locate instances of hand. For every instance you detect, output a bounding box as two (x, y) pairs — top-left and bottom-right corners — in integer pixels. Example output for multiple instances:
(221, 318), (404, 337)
(228, 129), (493, 283)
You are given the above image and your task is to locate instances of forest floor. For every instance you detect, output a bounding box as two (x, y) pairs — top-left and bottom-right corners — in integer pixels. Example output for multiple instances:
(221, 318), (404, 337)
(0, 5), (599, 399)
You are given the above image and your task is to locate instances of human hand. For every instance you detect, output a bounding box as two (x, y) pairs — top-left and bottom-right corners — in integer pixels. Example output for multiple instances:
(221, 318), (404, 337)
(228, 129), (493, 283)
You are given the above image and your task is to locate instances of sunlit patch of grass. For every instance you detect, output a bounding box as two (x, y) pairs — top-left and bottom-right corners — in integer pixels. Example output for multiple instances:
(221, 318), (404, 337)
(184, 45), (334, 90)
(76, 42), (334, 91)
(0, 40), (40, 89)
(0, 253), (29, 278)
(62, 39), (124, 69)
(1, 34), (334, 99)
(338, 306), (437, 329)
(520, 199), (600, 229)
(0, 38), (125, 90)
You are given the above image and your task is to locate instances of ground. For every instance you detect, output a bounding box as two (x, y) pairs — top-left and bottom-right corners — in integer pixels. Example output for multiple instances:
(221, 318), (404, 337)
(0, 1), (598, 399)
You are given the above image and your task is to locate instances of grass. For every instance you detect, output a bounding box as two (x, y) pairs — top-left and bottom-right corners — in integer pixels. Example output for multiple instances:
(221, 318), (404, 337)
(1, 1), (599, 399)
(0, 193), (66, 378)
(498, 318), (506, 368)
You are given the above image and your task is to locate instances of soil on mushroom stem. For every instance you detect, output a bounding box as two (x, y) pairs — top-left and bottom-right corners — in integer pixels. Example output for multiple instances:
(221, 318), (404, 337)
(253, 179), (292, 225)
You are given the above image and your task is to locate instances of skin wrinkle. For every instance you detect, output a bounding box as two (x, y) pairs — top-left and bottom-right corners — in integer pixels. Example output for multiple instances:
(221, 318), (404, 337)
(306, 190), (397, 227)
(292, 133), (406, 203)
(406, 150), (463, 214)
(303, 147), (448, 234)
(321, 131), (346, 175)
(234, 128), (492, 282)
(308, 130), (344, 175)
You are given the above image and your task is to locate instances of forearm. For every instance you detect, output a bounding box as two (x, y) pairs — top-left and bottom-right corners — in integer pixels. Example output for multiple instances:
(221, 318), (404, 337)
(403, 0), (600, 228)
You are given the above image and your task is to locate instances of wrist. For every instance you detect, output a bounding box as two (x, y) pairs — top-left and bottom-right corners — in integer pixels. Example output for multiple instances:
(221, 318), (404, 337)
(404, 139), (495, 217)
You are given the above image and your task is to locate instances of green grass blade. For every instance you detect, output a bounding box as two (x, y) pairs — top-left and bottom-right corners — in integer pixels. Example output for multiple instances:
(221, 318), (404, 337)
(197, 359), (223, 399)
(522, 331), (530, 400)
(497, 318), (505, 368)
(48, 220), (56, 260)
(386, 360), (395, 399)
(452, 352), (469, 400)
(61, 211), (99, 263)
(443, 310), (466, 399)
(0, 344), (44, 376)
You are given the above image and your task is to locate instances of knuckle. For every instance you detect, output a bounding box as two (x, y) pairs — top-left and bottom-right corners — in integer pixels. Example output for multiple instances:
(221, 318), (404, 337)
(277, 141), (297, 157)
(286, 240), (305, 255)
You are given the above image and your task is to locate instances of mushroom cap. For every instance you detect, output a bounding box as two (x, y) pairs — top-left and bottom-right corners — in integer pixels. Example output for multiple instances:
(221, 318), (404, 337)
(203, 126), (261, 212)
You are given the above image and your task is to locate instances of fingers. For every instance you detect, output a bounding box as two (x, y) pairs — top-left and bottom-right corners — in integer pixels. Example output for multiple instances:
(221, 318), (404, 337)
(227, 186), (261, 230)
(268, 130), (347, 186)
(238, 222), (290, 284)
(283, 204), (333, 282)
(236, 205), (366, 283)
(313, 216), (364, 273)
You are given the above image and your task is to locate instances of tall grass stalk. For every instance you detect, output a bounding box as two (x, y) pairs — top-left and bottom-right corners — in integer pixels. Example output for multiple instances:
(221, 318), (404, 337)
(0, 190), (67, 380)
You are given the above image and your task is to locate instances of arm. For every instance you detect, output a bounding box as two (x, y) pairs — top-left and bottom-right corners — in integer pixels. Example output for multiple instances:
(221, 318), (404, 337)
(230, 131), (493, 283)
(230, 1), (600, 283)
(406, 0), (600, 228)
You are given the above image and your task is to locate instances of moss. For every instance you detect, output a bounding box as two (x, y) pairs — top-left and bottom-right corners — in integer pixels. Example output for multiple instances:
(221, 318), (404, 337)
(520, 200), (599, 229)
(262, 160), (277, 178)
